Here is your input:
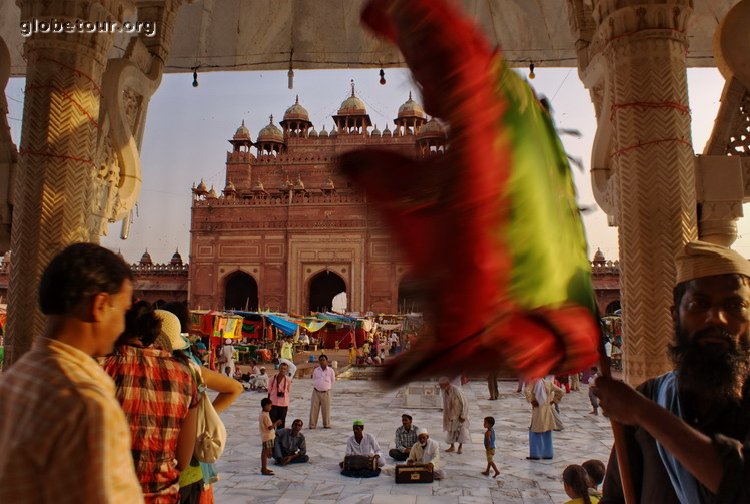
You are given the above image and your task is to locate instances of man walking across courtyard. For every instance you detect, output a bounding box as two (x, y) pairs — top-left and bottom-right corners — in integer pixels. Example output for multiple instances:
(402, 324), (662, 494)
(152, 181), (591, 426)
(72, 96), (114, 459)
(439, 376), (470, 454)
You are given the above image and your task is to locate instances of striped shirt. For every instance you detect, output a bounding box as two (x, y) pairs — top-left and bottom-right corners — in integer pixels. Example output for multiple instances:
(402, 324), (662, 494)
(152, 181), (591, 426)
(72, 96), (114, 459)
(0, 338), (143, 503)
(103, 345), (199, 503)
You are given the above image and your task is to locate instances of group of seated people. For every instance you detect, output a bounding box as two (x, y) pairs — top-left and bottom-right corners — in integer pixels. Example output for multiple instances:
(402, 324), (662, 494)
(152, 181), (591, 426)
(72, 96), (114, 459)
(233, 359), (269, 391)
(339, 414), (444, 479)
(266, 412), (444, 480)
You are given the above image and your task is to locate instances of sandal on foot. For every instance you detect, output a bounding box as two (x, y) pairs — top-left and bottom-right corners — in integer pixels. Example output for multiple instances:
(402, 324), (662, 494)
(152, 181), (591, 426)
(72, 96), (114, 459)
(261, 469), (274, 476)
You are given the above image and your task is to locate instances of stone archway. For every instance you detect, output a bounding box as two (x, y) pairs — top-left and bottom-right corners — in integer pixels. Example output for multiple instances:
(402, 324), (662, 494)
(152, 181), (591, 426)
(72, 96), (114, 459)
(397, 275), (426, 314)
(605, 300), (621, 315)
(308, 270), (346, 313)
(224, 271), (258, 311)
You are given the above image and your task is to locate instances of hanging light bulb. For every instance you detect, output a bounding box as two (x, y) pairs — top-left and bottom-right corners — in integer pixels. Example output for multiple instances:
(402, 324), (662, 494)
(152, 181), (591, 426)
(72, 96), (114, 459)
(379, 68), (386, 85)
(192, 67), (199, 87)
(529, 63), (536, 80)
(288, 51), (294, 89)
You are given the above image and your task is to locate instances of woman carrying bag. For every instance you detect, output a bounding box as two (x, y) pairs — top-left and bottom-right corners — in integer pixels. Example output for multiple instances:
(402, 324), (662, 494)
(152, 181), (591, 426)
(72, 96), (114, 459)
(160, 303), (243, 504)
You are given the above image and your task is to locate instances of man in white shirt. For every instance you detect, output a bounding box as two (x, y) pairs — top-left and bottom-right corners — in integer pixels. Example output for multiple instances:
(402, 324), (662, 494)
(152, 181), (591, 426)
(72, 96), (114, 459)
(309, 354), (336, 429)
(407, 428), (445, 479)
(341, 420), (384, 468)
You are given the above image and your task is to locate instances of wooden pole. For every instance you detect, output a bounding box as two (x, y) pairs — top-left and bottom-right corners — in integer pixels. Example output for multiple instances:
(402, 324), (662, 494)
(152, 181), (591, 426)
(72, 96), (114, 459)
(597, 321), (636, 504)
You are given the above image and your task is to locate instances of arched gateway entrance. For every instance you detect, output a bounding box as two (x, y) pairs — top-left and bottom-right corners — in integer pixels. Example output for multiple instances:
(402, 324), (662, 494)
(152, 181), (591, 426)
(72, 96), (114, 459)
(308, 271), (346, 313)
(224, 272), (258, 311)
(398, 276), (426, 314)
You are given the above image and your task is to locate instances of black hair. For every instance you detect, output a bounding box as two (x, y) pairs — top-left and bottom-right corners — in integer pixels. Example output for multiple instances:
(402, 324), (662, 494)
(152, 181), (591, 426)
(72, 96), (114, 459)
(582, 459), (606, 487)
(161, 301), (190, 333)
(39, 243), (133, 315)
(484, 416), (495, 427)
(401, 414), (413, 421)
(292, 418), (303, 426)
(563, 465), (592, 504)
(261, 397), (272, 408)
(116, 300), (160, 348)
(319, 354), (328, 361)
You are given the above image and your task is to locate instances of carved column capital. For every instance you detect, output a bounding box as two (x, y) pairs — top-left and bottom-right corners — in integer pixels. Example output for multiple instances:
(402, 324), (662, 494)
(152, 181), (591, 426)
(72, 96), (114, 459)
(695, 155), (744, 246)
(134, 0), (191, 65)
(15, 0), (129, 66)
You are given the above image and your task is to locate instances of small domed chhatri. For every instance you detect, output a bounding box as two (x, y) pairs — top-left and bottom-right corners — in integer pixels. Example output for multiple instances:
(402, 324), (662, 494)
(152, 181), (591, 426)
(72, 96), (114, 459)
(394, 91), (427, 136)
(195, 179), (208, 194)
(280, 96), (313, 137)
(397, 92), (425, 119)
(139, 249), (153, 265)
(257, 115), (284, 143)
(223, 180), (237, 198)
(417, 118), (448, 139)
(337, 85), (367, 116)
(170, 249), (183, 266)
(416, 118), (448, 156)
(332, 82), (372, 134)
(233, 120), (251, 140)
(282, 95), (310, 122)
(593, 248), (606, 264)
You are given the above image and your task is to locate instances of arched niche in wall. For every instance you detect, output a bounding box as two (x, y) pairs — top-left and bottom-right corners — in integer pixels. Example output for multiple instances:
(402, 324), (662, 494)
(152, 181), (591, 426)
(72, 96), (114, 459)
(224, 270), (259, 311)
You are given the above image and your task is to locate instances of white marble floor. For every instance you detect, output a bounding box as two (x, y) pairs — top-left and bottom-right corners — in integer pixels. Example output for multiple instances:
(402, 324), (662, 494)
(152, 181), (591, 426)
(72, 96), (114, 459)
(212, 376), (614, 504)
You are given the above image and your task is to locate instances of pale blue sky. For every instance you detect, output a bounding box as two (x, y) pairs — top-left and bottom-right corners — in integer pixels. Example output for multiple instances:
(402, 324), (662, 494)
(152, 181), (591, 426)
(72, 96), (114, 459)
(6, 66), (745, 265)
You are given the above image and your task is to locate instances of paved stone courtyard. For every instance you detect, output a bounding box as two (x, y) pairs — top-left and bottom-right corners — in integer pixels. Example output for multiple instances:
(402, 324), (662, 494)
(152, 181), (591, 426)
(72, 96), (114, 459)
(212, 372), (614, 504)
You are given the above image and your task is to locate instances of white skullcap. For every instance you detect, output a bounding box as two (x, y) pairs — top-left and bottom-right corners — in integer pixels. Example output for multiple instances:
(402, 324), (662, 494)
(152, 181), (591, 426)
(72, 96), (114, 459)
(675, 240), (750, 284)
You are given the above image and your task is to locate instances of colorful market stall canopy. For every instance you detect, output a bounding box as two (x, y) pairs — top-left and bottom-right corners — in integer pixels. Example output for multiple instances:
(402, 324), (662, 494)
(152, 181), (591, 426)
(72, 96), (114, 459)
(189, 309), (410, 342)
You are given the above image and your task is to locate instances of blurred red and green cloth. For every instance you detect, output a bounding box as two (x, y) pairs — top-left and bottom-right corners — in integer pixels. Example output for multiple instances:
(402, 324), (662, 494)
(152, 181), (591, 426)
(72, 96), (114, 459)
(339, 0), (600, 386)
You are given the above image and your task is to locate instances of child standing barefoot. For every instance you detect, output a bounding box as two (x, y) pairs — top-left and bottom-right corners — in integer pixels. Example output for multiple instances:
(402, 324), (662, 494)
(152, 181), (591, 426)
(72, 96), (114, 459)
(562, 464), (599, 504)
(259, 398), (280, 475)
(481, 416), (500, 477)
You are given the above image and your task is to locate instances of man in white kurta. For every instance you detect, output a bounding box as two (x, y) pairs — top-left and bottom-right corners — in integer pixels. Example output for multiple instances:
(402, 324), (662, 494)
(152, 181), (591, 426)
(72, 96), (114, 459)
(407, 428), (445, 479)
(439, 376), (470, 453)
(344, 420), (385, 467)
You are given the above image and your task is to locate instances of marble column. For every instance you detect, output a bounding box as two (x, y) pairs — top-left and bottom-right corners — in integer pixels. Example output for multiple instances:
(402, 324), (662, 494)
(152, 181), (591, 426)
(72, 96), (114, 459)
(571, 1), (697, 384)
(4, 0), (121, 366)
